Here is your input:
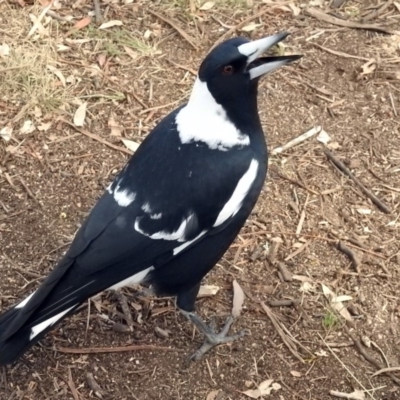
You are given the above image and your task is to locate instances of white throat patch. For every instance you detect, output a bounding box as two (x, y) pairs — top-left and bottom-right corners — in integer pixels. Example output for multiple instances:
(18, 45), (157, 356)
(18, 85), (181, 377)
(175, 79), (250, 151)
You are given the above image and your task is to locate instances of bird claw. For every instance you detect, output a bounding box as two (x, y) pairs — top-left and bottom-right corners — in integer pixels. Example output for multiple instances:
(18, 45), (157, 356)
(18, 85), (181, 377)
(187, 315), (248, 363)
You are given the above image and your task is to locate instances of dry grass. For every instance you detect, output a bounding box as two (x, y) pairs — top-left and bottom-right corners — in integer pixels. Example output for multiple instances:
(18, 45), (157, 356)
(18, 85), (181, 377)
(0, 5), (74, 113)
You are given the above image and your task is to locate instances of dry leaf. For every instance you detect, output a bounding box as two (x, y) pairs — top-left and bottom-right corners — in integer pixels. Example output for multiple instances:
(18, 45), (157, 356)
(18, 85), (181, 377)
(290, 370), (302, 377)
(108, 115), (122, 136)
(200, 1), (215, 10)
(315, 349), (328, 357)
(322, 284), (353, 322)
(288, 3), (301, 16)
(330, 389), (365, 400)
(97, 54), (107, 67)
(206, 390), (220, 400)
(232, 280), (245, 318)
(143, 29), (152, 39)
(20, 120), (35, 134)
(317, 129), (330, 144)
(356, 208), (371, 215)
(299, 281), (314, 292)
(99, 20), (123, 30)
(242, 379), (278, 398)
(28, 14), (48, 37)
(0, 126), (13, 142)
(292, 274), (314, 283)
(241, 22), (262, 32)
(123, 46), (138, 60)
(360, 59), (376, 75)
(27, 1), (52, 38)
(198, 285), (220, 297)
(47, 65), (66, 87)
(333, 295), (353, 303)
(56, 44), (70, 52)
(122, 139), (140, 153)
(73, 102), (87, 127)
(0, 43), (10, 57)
(74, 17), (92, 30)
(38, 122), (52, 132)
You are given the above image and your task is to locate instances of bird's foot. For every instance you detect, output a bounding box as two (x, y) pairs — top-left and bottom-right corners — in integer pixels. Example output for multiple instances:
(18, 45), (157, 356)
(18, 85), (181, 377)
(185, 313), (248, 362)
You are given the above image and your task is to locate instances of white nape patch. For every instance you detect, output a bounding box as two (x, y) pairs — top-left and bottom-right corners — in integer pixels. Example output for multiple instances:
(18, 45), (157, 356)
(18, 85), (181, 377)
(150, 213), (162, 220)
(109, 266), (154, 290)
(176, 79), (249, 151)
(135, 214), (194, 242)
(238, 34), (284, 63)
(214, 159), (259, 227)
(173, 230), (207, 256)
(29, 306), (76, 340)
(15, 291), (36, 309)
(113, 181), (136, 207)
(106, 183), (113, 194)
(142, 202), (152, 213)
(249, 60), (289, 80)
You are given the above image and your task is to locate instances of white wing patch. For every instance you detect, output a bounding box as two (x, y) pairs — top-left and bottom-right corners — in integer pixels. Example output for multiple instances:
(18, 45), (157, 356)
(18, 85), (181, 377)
(173, 230), (207, 256)
(176, 79), (250, 151)
(29, 306), (76, 340)
(108, 266), (154, 290)
(135, 214), (194, 242)
(150, 213), (162, 220)
(214, 159), (259, 227)
(15, 291), (36, 309)
(113, 181), (136, 207)
(142, 202), (152, 213)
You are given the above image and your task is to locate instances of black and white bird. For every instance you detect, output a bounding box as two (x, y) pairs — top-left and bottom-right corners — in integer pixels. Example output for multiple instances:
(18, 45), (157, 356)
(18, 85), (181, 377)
(0, 33), (301, 365)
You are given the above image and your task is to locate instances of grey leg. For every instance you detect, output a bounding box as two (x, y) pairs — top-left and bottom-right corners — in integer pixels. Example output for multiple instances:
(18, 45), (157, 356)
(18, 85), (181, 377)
(181, 310), (247, 361)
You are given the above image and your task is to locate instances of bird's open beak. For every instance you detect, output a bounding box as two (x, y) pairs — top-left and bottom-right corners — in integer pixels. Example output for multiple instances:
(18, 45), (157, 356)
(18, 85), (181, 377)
(238, 33), (302, 80)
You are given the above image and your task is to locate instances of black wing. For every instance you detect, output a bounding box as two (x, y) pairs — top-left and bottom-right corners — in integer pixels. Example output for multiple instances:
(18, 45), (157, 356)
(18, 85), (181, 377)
(1, 109), (257, 343)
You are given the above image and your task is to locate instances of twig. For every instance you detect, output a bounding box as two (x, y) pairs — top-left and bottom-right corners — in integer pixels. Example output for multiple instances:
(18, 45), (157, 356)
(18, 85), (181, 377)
(57, 344), (183, 354)
(93, 0), (103, 25)
(270, 166), (319, 195)
(305, 7), (395, 34)
(261, 302), (308, 363)
(389, 92), (398, 117)
(362, 0), (393, 22)
(277, 262), (293, 282)
(148, 10), (198, 50)
(67, 368), (80, 400)
(343, 325), (400, 386)
(212, 2), (292, 49)
(372, 366), (400, 377)
(242, 229), (387, 260)
(47, 10), (72, 22)
(18, 177), (41, 206)
(330, 0), (348, 8)
(311, 43), (370, 61)
(324, 149), (391, 214)
(269, 299), (299, 307)
(87, 373), (108, 399)
(59, 118), (132, 156)
(337, 241), (362, 271)
(166, 58), (197, 76)
(0, 209), (26, 222)
(113, 290), (133, 327)
(272, 126), (322, 155)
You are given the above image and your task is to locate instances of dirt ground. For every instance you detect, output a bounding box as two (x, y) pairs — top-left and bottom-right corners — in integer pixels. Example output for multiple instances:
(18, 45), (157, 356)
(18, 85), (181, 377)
(1, 0), (400, 399)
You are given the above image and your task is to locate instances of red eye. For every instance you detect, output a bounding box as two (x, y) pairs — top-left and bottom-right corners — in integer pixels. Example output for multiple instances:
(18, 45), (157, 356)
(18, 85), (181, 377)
(222, 65), (234, 75)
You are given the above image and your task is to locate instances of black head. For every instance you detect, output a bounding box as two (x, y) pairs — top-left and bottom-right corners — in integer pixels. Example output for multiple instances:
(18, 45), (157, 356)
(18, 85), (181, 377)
(197, 33), (302, 126)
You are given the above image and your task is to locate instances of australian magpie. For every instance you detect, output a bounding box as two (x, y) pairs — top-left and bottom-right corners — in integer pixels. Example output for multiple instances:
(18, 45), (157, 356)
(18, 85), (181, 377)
(0, 33), (301, 365)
